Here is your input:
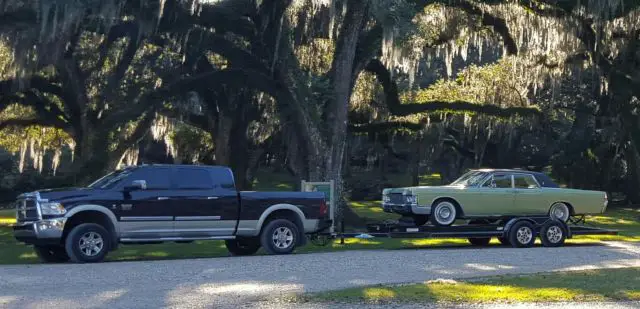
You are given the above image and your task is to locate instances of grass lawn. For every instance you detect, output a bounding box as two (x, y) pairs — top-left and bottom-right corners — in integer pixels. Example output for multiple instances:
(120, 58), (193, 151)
(307, 267), (640, 303)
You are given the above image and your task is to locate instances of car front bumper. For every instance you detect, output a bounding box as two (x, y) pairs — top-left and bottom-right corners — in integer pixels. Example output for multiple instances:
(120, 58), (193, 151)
(13, 218), (66, 246)
(382, 203), (431, 216)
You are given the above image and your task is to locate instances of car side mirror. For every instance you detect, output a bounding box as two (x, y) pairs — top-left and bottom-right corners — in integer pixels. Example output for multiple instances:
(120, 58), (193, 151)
(125, 180), (147, 191)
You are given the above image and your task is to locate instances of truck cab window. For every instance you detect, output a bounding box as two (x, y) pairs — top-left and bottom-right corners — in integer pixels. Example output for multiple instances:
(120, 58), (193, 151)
(127, 168), (171, 190)
(174, 168), (214, 189)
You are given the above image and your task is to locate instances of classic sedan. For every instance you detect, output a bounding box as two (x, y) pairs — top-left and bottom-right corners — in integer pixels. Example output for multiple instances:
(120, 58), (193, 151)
(381, 169), (608, 226)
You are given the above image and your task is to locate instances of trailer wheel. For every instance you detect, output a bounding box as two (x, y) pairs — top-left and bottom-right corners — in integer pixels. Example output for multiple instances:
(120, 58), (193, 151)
(508, 221), (536, 248)
(468, 237), (491, 246)
(540, 221), (566, 247)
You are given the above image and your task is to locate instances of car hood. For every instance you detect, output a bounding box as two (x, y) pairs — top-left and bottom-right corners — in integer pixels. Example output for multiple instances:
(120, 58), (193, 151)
(383, 185), (464, 195)
(28, 187), (97, 202)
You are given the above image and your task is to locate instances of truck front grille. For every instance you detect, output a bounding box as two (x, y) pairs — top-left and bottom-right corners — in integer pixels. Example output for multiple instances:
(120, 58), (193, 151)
(16, 198), (39, 222)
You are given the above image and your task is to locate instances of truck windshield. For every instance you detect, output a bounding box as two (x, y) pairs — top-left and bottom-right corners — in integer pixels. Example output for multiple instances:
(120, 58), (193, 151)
(87, 168), (134, 189)
(449, 171), (488, 187)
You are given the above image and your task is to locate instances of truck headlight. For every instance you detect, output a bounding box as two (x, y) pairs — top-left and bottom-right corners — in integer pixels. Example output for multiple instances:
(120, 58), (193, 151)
(39, 202), (66, 215)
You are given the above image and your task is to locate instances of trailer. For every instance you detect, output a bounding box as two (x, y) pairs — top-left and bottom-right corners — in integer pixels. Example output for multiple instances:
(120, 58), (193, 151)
(311, 215), (619, 248)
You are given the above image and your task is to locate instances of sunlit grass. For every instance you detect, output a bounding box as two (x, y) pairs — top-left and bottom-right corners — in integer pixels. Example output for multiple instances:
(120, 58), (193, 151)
(309, 268), (640, 303)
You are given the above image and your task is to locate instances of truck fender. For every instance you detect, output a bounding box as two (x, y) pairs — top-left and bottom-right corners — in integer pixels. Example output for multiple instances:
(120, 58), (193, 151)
(64, 204), (120, 240)
(256, 203), (306, 233)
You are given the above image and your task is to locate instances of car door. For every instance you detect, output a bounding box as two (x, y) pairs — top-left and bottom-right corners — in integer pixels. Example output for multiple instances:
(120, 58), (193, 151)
(470, 173), (515, 216)
(171, 167), (237, 237)
(117, 167), (174, 239)
(513, 173), (544, 215)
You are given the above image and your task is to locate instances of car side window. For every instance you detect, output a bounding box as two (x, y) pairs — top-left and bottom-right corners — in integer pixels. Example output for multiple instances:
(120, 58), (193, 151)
(514, 174), (539, 189)
(483, 174), (511, 188)
(126, 168), (171, 190)
(174, 168), (214, 190)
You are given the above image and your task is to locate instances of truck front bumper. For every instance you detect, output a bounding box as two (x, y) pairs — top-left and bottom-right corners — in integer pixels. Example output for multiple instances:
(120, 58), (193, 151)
(13, 218), (66, 246)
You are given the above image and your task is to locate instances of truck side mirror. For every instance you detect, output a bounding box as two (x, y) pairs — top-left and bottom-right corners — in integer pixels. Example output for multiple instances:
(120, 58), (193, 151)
(125, 180), (147, 191)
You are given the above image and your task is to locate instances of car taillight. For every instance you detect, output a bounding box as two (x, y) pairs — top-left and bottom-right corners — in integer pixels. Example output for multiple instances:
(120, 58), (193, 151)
(319, 199), (328, 216)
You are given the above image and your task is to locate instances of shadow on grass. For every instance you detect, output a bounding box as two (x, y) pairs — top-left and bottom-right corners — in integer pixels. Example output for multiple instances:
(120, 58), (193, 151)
(312, 268), (640, 303)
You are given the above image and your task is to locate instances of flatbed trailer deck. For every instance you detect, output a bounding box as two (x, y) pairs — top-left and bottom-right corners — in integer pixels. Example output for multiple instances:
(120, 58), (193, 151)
(315, 216), (619, 248)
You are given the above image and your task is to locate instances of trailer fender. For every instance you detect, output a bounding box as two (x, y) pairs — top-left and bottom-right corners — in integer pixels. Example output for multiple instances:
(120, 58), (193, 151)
(503, 217), (537, 237)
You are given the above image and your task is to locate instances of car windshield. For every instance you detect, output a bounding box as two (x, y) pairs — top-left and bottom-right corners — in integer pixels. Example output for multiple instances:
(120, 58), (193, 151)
(449, 171), (488, 187)
(87, 168), (135, 189)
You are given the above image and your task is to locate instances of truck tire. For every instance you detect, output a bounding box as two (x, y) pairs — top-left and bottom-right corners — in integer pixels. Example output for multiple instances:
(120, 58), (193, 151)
(508, 221), (536, 248)
(468, 237), (491, 246)
(540, 221), (566, 247)
(260, 219), (299, 255)
(34, 245), (70, 263)
(65, 223), (111, 263)
(225, 238), (261, 256)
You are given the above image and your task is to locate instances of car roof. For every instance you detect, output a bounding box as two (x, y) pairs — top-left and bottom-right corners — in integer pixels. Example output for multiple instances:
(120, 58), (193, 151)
(472, 168), (542, 174)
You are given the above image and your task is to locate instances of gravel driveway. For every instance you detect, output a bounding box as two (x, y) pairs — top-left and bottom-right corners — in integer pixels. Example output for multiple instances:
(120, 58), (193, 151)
(0, 241), (638, 309)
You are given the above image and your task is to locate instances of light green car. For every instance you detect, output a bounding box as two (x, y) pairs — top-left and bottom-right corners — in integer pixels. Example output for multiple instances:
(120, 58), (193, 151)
(381, 169), (608, 226)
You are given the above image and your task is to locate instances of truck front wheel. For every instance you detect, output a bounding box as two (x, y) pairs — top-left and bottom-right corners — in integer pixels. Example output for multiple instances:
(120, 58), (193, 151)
(260, 219), (299, 255)
(64, 223), (111, 263)
(34, 245), (70, 263)
(225, 237), (261, 256)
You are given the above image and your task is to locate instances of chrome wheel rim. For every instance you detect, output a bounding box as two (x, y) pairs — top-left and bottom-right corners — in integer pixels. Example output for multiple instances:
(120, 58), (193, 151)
(551, 204), (569, 221)
(516, 226), (533, 244)
(546, 226), (563, 243)
(435, 203), (456, 225)
(272, 227), (294, 249)
(79, 232), (104, 257)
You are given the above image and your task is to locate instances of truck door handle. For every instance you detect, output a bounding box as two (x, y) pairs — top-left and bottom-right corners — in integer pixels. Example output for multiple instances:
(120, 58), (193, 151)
(207, 196), (219, 200)
(158, 197), (169, 200)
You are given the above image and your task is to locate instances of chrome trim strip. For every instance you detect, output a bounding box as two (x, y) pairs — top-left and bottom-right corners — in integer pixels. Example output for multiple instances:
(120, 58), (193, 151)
(120, 236), (235, 242)
(120, 216), (173, 221)
(174, 216), (221, 221)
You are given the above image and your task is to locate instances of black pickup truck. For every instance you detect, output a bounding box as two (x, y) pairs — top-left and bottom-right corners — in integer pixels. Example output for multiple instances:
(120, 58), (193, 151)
(12, 164), (330, 263)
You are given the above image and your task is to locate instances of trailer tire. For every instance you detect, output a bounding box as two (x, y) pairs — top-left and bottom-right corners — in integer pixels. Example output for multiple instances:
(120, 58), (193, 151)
(468, 237), (491, 246)
(260, 219), (299, 255)
(508, 221), (536, 248)
(540, 221), (566, 247)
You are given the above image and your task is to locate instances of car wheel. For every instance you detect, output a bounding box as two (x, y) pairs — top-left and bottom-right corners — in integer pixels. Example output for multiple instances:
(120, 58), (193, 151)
(549, 203), (570, 222)
(34, 245), (70, 263)
(65, 223), (111, 263)
(413, 215), (429, 226)
(540, 221), (566, 247)
(468, 237), (491, 246)
(260, 219), (299, 255)
(431, 201), (457, 226)
(225, 237), (261, 256)
(508, 221), (536, 248)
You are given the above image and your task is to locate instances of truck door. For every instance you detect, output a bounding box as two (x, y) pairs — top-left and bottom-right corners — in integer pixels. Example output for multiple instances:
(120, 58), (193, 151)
(171, 167), (239, 237)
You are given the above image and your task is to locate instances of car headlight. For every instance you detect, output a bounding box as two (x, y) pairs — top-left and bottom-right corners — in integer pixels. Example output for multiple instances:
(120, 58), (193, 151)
(39, 202), (66, 215)
(382, 195), (391, 203)
(405, 195), (418, 204)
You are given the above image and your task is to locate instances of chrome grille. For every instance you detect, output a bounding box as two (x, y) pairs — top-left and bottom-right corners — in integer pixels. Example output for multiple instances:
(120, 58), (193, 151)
(388, 193), (406, 204)
(16, 198), (39, 222)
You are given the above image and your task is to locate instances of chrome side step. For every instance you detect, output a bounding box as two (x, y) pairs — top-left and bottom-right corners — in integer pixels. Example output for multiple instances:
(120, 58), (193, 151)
(120, 236), (235, 243)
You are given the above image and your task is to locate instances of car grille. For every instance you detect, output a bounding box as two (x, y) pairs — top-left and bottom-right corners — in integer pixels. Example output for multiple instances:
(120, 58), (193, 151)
(16, 198), (39, 222)
(388, 193), (406, 204)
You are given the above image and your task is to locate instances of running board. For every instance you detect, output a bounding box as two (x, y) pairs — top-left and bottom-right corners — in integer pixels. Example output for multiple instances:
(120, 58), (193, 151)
(120, 236), (235, 243)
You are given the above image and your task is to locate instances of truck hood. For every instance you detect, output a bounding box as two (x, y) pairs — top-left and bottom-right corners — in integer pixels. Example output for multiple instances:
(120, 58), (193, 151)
(27, 187), (97, 202)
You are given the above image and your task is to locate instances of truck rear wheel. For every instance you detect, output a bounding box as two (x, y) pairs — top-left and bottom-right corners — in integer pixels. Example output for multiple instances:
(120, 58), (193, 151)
(225, 238), (261, 256)
(260, 219), (299, 255)
(65, 223), (111, 263)
(34, 245), (70, 263)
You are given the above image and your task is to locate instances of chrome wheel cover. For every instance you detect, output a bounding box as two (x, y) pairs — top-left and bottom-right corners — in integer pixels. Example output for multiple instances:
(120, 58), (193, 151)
(79, 232), (104, 257)
(516, 226), (533, 244)
(546, 226), (563, 243)
(434, 202), (456, 225)
(550, 204), (570, 222)
(272, 227), (294, 249)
